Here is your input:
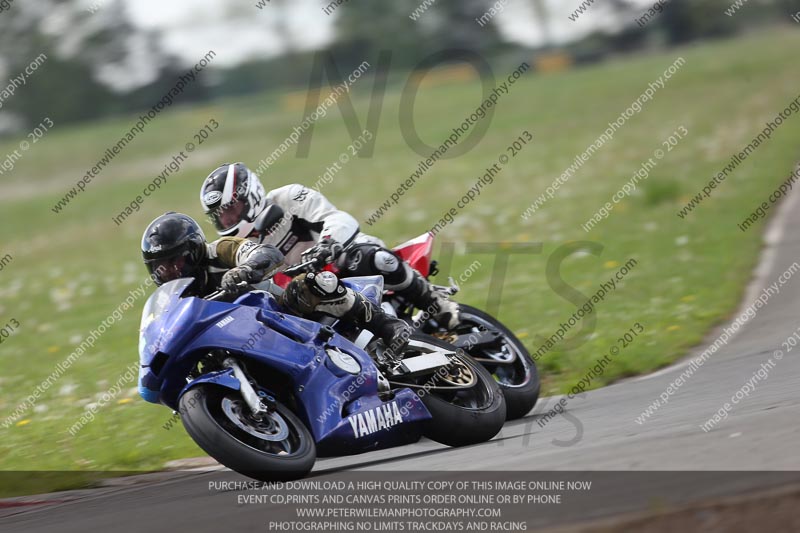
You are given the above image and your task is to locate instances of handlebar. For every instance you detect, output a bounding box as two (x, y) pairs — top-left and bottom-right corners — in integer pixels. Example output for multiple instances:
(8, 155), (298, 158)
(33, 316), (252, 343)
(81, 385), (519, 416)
(281, 259), (319, 278)
(204, 281), (250, 301)
(205, 289), (229, 301)
(204, 277), (287, 301)
(204, 260), (320, 301)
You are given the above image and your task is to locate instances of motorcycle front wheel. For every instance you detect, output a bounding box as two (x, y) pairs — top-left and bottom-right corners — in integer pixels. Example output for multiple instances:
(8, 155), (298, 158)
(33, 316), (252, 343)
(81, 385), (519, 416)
(179, 384), (316, 482)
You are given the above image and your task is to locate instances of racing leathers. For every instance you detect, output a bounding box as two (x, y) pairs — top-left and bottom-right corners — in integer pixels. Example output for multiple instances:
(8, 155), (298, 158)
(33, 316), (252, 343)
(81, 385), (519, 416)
(199, 237), (408, 348)
(253, 184), (460, 329)
(202, 237), (285, 297)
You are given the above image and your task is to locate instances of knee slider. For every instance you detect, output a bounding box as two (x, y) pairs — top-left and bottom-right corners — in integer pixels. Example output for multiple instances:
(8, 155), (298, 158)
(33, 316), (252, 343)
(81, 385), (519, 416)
(281, 275), (319, 315)
(373, 250), (401, 274)
(283, 272), (343, 315)
(374, 250), (412, 288)
(307, 271), (346, 301)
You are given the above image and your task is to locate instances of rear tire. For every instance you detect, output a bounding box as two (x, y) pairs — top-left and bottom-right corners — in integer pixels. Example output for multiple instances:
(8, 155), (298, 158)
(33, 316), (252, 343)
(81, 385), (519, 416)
(180, 385), (316, 481)
(456, 305), (540, 420)
(405, 335), (506, 447)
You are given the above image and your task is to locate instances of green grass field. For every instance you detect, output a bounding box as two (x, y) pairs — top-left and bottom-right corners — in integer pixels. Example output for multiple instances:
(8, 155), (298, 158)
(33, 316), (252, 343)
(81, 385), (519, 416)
(1, 29), (799, 487)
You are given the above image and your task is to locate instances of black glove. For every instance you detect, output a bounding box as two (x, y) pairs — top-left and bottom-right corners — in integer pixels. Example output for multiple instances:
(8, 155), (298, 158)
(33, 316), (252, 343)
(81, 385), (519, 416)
(301, 238), (344, 269)
(221, 265), (256, 295)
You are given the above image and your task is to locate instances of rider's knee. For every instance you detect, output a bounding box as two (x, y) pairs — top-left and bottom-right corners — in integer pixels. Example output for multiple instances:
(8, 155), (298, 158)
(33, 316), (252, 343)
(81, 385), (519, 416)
(339, 245), (411, 288)
(281, 271), (349, 316)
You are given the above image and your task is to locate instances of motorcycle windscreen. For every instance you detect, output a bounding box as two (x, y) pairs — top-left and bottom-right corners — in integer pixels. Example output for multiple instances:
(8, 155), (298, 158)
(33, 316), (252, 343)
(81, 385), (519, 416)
(138, 278), (194, 401)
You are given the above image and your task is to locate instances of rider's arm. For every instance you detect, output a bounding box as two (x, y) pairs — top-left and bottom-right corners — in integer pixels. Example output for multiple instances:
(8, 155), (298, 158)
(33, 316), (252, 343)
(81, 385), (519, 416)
(270, 184), (360, 246)
(209, 237), (285, 279)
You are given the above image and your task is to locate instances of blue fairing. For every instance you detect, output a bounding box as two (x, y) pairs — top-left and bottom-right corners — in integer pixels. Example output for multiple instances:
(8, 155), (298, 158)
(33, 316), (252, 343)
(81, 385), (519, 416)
(137, 278), (430, 456)
(341, 276), (384, 307)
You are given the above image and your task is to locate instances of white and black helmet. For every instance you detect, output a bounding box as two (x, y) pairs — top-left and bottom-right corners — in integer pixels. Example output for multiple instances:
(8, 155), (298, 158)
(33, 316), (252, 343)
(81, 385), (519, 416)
(200, 163), (267, 237)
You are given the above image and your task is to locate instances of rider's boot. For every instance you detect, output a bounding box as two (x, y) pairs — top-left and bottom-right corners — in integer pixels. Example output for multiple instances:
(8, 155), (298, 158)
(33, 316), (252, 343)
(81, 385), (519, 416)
(396, 270), (460, 329)
(341, 292), (412, 356)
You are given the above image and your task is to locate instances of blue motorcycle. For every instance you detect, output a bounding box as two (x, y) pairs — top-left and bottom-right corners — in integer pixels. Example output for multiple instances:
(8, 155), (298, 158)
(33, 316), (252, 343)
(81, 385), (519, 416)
(138, 273), (506, 481)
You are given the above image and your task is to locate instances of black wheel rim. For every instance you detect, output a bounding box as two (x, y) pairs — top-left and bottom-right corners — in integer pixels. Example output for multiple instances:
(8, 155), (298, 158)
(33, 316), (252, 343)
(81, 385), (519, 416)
(434, 354), (496, 410)
(447, 311), (532, 389)
(388, 341), (497, 411)
(205, 390), (307, 457)
(417, 353), (497, 411)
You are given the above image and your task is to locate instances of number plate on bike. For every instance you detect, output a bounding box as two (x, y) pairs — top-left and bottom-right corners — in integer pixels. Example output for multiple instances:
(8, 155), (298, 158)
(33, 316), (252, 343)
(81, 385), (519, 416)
(399, 352), (452, 375)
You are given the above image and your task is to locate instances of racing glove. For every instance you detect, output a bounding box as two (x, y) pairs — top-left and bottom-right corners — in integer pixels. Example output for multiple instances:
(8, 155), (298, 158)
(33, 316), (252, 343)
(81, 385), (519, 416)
(301, 238), (344, 269)
(221, 265), (259, 295)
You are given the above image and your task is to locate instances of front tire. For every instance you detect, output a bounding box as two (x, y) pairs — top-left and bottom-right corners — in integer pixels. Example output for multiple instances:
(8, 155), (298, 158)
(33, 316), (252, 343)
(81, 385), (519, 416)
(179, 385), (316, 481)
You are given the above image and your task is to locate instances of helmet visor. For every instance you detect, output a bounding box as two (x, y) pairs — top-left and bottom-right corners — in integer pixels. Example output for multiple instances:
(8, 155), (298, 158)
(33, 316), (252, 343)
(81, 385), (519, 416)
(211, 196), (248, 232)
(147, 253), (196, 284)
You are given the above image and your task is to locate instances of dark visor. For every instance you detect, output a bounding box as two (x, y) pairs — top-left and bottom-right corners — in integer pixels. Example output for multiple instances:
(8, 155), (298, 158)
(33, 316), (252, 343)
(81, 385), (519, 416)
(147, 253), (194, 283)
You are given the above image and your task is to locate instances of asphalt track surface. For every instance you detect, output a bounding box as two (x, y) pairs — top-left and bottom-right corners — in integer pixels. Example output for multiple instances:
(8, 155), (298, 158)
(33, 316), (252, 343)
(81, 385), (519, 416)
(3, 189), (800, 531)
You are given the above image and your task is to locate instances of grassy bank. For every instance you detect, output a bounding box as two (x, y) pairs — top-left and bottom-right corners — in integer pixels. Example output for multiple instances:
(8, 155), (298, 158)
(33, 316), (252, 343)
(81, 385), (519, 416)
(1, 29), (799, 487)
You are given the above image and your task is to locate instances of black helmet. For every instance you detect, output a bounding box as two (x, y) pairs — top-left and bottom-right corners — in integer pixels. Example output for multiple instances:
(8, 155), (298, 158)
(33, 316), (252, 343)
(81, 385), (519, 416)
(141, 212), (207, 286)
(200, 162), (267, 237)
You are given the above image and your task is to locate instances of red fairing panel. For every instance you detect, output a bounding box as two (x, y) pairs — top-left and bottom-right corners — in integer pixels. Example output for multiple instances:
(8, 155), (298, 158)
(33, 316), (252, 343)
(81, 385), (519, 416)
(392, 232), (434, 277)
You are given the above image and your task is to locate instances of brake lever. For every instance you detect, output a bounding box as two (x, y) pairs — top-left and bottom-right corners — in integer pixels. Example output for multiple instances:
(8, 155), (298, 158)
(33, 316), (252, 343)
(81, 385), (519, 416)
(205, 281), (251, 301)
(282, 259), (318, 277)
(205, 290), (227, 301)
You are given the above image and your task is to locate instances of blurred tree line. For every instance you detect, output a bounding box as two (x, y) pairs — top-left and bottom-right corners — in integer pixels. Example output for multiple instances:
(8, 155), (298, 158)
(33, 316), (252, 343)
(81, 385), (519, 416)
(0, 0), (208, 132)
(0, 0), (795, 134)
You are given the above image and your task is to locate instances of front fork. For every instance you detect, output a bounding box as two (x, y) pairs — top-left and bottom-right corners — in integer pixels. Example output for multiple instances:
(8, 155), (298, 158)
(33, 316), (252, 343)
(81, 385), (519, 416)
(223, 357), (271, 416)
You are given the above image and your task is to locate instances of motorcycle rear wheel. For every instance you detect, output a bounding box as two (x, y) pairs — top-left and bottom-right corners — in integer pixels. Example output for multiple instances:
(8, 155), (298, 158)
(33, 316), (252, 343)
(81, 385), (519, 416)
(398, 335), (506, 447)
(180, 384), (316, 481)
(449, 304), (540, 420)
